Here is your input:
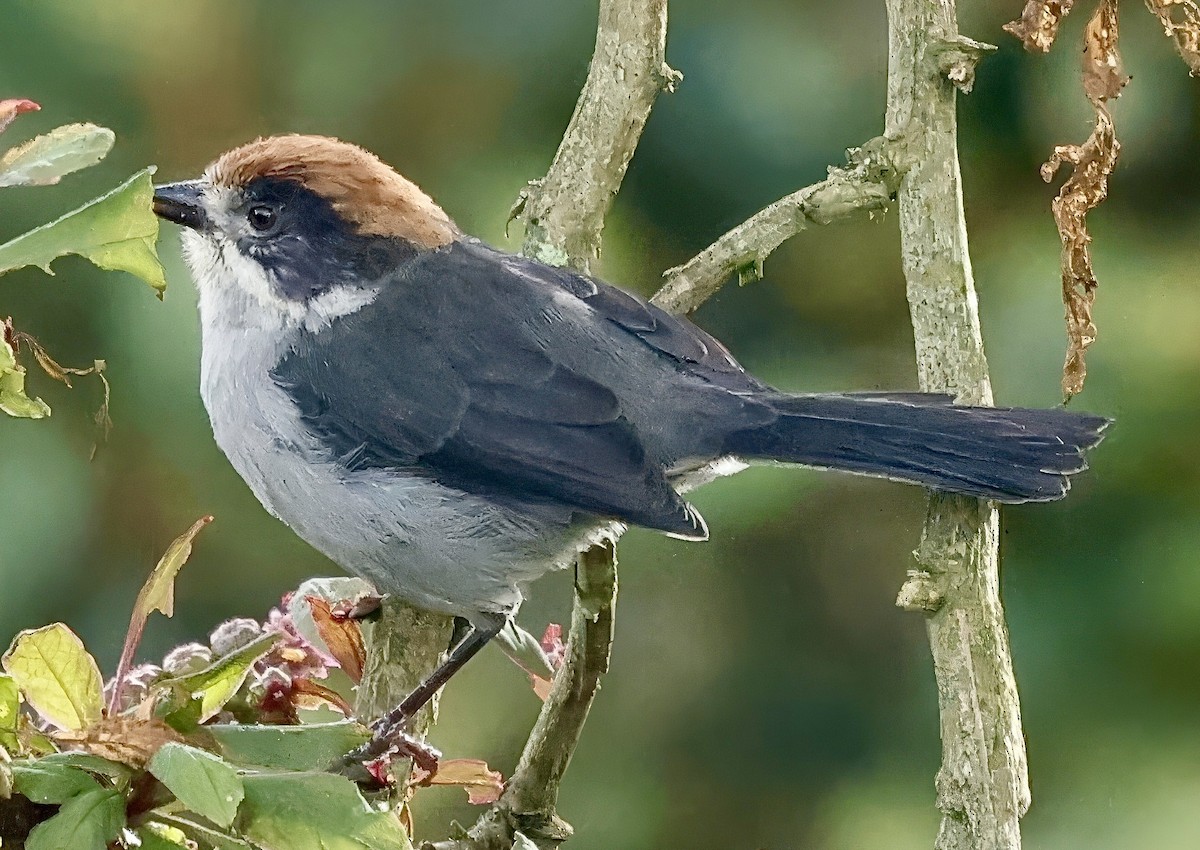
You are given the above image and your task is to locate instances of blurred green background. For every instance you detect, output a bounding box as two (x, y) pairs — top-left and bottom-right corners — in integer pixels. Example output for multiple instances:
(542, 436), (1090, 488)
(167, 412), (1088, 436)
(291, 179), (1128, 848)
(0, 1), (1195, 847)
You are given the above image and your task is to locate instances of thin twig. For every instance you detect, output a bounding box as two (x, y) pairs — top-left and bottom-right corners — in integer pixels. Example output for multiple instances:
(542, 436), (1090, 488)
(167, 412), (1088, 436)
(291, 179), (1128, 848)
(652, 138), (902, 315)
(885, 2), (1026, 849)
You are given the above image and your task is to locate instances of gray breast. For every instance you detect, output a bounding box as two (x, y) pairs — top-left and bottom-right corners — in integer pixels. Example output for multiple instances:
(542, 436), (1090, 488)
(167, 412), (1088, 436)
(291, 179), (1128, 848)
(194, 286), (589, 619)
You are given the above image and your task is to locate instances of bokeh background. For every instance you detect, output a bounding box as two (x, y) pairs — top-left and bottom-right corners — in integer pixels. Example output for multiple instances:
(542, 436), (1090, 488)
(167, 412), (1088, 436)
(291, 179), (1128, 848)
(0, 1), (1196, 847)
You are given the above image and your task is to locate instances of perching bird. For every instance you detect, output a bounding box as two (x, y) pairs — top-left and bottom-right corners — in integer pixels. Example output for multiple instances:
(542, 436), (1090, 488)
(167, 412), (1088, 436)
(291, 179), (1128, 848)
(153, 134), (1108, 758)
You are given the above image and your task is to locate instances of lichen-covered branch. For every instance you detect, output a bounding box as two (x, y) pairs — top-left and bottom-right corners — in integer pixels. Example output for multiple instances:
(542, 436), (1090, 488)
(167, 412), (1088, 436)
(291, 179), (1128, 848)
(429, 3), (674, 848)
(652, 139), (901, 315)
(512, 0), (678, 273)
(885, 2), (1026, 849)
(428, 545), (617, 850)
(355, 599), (455, 787)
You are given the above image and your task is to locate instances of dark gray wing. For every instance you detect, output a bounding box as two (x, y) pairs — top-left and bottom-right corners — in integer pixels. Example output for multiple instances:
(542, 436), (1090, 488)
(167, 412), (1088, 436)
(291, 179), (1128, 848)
(271, 239), (720, 538)
(503, 249), (763, 393)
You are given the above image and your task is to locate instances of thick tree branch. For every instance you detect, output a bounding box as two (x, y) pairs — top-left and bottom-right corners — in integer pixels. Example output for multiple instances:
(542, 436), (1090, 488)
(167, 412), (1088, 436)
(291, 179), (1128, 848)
(430, 2), (673, 847)
(355, 600), (455, 786)
(513, 0), (678, 273)
(884, 3), (1027, 849)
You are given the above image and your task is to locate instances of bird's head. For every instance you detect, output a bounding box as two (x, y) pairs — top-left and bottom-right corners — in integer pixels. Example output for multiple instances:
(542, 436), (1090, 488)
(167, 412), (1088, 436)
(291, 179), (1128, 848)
(153, 135), (458, 324)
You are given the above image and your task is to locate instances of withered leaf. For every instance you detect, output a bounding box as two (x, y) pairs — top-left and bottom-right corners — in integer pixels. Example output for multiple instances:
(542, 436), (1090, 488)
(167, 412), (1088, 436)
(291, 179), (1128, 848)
(0, 100), (38, 136)
(1004, 0), (1076, 52)
(289, 678), (353, 716)
(409, 758), (505, 805)
(1145, 0), (1200, 74)
(1041, 105), (1120, 398)
(304, 596), (366, 684)
(52, 715), (181, 769)
(1084, 0), (1130, 102)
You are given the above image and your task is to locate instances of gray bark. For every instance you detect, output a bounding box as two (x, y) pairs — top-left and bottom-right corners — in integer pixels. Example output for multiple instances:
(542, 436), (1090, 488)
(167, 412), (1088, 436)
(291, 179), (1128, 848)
(885, 2), (1028, 848)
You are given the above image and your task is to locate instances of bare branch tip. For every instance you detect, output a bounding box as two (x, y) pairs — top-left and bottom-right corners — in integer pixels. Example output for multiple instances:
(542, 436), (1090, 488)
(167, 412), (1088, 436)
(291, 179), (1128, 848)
(933, 35), (997, 94)
(658, 62), (683, 93)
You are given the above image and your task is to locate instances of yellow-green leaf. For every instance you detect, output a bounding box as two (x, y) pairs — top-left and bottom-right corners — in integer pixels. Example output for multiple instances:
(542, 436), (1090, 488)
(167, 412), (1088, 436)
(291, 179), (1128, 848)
(137, 823), (194, 849)
(0, 336), (50, 419)
(2, 623), (103, 731)
(140, 516), (212, 622)
(0, 673), (19, 752)
(165, 631), (280, 723)
(110, 516), (211, 716)
(0, 167), (165, 294)
(0, 123), (115, 188)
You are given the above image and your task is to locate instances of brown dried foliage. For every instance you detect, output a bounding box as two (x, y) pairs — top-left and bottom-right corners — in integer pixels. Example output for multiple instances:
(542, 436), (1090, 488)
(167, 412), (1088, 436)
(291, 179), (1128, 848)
(1084, 0), (1132, 100)
(1037, 0), (1125, 397)
(1004, 1), (1077, 51)
(1041, 107), (1119, 397)
(409, 758), (505, 805)
(305, 595), (366, 684)
(1009, 0), (1128, 397)
(1144, 0), (1200, 73)
(7, 324), (112, 453)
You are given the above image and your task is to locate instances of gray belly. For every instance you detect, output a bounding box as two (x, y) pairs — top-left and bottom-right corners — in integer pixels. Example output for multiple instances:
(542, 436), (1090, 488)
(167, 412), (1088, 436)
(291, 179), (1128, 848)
(201, 361), (594, 619)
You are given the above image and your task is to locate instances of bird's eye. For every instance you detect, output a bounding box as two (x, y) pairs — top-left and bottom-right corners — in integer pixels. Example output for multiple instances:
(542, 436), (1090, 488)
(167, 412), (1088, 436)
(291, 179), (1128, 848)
(247, 204), (278, 233)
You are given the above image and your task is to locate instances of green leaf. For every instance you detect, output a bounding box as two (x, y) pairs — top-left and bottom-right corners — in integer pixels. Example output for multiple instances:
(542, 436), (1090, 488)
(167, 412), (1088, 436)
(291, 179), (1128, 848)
(0, 167), (165, 293)
(148, 742), (244, 828)
(0, 123), (114, 187)
(25, 787), (124, 850)
(10, 760), (102, 804)
(38, 751), (133, 785)
(163, 630), (280, 723)
(238, 772), (412, 850)
(208, 721), (371, 772)
(0, 336), (50, 419)
(0, 672), (19, 752)
(2, 623), (103, 730)
(136, 824), (193, 850)
(154, 814), (255, 849)
(0, 761), (12, 800)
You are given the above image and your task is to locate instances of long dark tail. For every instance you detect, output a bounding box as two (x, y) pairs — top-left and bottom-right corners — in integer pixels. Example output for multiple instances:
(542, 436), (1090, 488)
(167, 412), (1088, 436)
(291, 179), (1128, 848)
(720, 393), (1110, 503)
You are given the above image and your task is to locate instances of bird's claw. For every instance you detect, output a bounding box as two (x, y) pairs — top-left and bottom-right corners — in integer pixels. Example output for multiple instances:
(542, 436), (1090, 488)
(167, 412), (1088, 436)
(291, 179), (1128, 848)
(336, 712), (441, 786)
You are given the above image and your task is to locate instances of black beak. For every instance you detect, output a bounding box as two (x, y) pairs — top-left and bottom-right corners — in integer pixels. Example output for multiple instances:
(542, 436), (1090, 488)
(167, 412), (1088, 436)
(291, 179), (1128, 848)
(152, 180), (208, 230)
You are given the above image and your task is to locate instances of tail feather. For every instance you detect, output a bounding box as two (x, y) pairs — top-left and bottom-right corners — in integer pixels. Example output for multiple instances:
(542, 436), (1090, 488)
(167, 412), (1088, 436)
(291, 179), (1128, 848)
(721, 393), (1110, 503)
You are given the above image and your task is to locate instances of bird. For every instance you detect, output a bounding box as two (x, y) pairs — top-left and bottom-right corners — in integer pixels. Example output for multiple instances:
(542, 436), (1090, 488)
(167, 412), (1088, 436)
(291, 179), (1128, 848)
(152, 134), (1109, 765)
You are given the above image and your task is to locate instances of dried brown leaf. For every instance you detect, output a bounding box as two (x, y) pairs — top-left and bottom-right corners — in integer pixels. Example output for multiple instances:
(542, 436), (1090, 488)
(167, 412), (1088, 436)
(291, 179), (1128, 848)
(52, 715), (181, 768)
(1145, 0), (1200, 73)
(1041, 105), (1120, 398)
(0, 100), (38, 136)
(1084, 0), (1130, 101)
(289, 678), (353, 716)
(9, 330), (113, 454)
(410, 758), (505, 805)
(1004, 0), (1076, 51)
(305, 596), (366, 684)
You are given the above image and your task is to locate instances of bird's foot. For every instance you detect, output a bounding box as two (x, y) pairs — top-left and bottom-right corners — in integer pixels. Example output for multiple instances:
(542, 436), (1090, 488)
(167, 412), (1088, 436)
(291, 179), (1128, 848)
(336, 713), (441, 786)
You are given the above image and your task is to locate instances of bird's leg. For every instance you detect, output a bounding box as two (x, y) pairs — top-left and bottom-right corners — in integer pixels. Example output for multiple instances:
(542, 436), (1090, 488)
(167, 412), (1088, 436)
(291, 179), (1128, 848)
(337, 614), (505, 782)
